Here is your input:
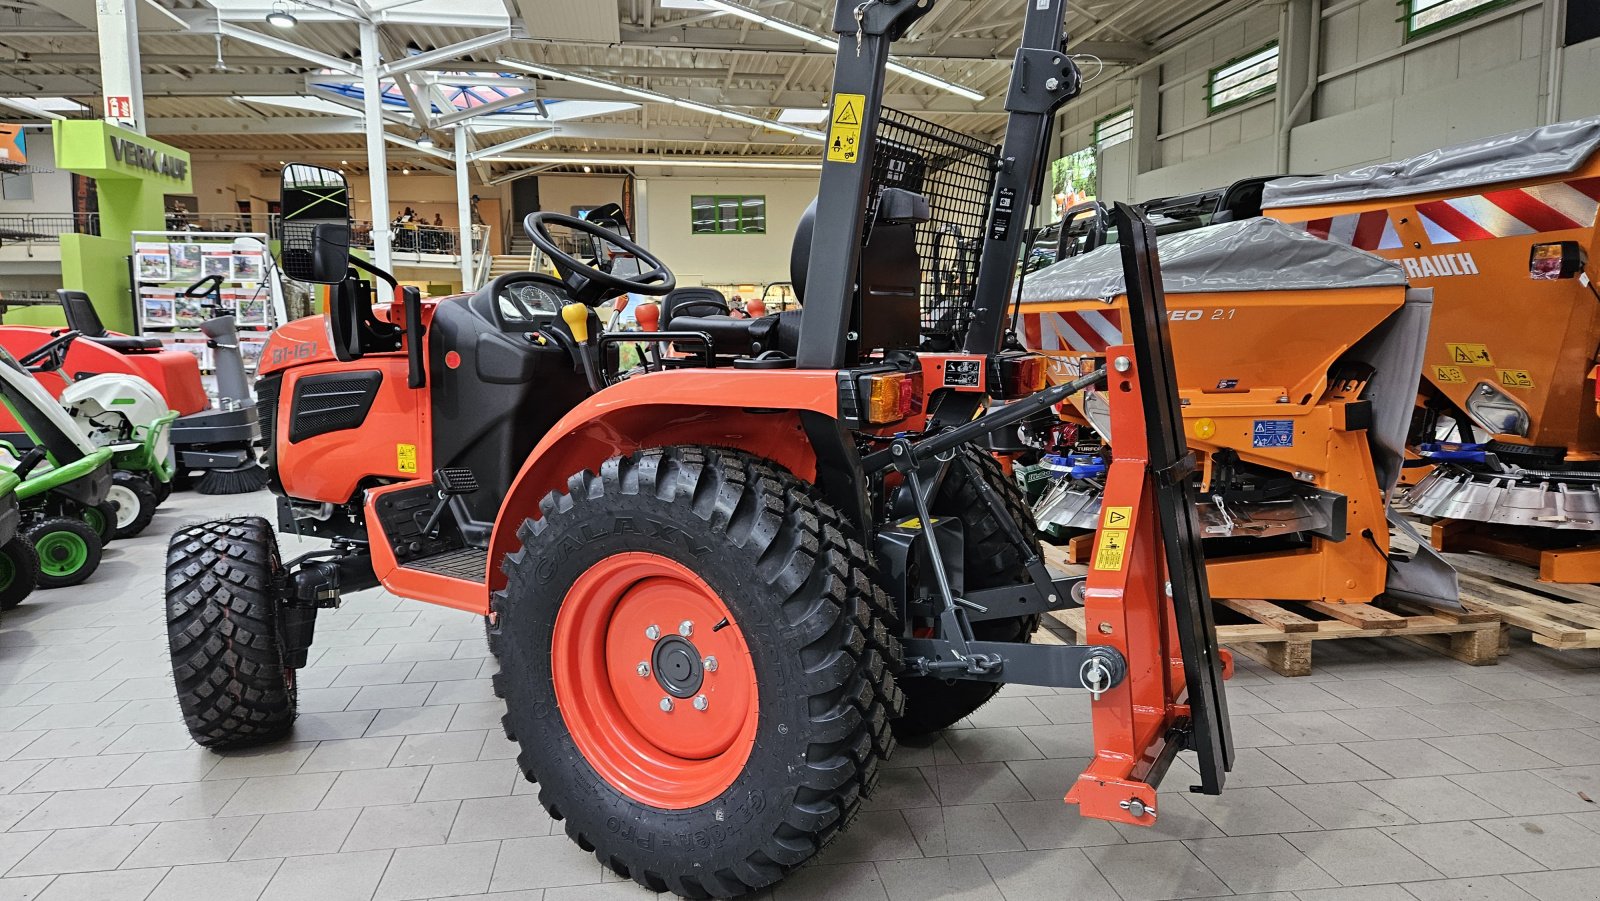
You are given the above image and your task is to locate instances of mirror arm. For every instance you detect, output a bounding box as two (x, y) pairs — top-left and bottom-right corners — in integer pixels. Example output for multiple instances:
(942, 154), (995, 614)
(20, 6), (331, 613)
(348, 256), (400, 291)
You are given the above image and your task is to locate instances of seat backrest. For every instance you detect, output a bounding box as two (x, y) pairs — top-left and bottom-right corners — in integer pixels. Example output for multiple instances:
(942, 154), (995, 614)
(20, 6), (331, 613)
(0, 348), (96, 463)
(662, 287), (730, 324)
(57, 290), (109, 338)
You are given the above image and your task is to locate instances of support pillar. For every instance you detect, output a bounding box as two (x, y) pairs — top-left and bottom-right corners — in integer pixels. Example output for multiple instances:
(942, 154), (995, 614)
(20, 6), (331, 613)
(455, 126), (474, 289)
(359, 21), (392, 270)
(96, 0), (146, 132)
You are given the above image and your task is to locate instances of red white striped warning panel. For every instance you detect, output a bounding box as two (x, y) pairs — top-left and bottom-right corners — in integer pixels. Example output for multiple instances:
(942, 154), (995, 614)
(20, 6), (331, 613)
(1023, 309), (1123, 353)
(1285, 177), (1600, 248)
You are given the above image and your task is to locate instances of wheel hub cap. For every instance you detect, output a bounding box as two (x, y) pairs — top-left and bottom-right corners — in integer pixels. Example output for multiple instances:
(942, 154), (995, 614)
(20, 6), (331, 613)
(651, 635), (704, 698)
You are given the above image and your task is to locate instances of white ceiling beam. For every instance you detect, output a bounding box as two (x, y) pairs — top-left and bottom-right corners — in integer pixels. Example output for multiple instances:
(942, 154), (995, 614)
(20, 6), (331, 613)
(384, 131), (454, 161)
(433, 88), (547, 126)
(377, 27), (524, 78)
(307, 84), (416, 125)
(215, 23), (360, 75)
(466, 128), (556, 160)
(148, 116), (365, 134)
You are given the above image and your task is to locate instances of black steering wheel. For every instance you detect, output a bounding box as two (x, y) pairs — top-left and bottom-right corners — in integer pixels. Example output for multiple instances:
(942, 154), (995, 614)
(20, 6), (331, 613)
(524, 212), (674, 306)
(19, 330), (82, 373)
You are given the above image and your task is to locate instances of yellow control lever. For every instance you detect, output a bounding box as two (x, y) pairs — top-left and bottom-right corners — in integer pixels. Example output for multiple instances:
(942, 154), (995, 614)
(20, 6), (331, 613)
(561, 303), (590, 343)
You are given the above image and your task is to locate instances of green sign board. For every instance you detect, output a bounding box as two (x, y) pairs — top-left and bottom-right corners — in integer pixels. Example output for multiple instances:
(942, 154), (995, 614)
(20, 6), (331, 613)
(53, 120), (191, 190)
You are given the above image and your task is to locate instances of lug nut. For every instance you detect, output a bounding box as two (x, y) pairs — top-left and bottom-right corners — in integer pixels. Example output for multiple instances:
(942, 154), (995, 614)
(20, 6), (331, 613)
(693, 694), (709, 711)
(679, 620), (694, 637)
(703, 656), (718, 672)
(636, 662), (650, 677)
(659, 697), (673, 712)
(645, 624), (660, 640)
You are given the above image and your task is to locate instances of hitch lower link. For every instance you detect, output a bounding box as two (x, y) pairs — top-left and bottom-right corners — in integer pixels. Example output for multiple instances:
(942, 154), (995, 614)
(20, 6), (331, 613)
(881, 368), (1127, 695)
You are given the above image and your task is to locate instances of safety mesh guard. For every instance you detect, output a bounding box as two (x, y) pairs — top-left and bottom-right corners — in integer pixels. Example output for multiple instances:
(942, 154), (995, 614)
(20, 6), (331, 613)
(871, 108), (1000, 338)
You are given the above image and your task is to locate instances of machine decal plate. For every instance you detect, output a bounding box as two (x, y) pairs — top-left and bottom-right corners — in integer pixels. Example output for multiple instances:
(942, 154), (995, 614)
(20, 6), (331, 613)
(1446, 342), (1494, 366)
(1252, 420), (1295, 448)
(1432, 365), (1466, 384)
(827, 93), (865, 163)
(1093, 529), (1127, 571)
(1103, 506), (1131, 528)
(944, 359), (982, 388)
(1497, 369), (1535, 389)
(397, 443), (418, 474)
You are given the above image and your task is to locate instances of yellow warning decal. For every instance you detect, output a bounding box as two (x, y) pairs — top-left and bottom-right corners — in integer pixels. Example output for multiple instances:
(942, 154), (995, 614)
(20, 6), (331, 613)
(897, 517), (938, 529)
(1497, 369), (1535, 389)
(1094, 529), (1128, 571)
(397, 443), (418, 474)
(1446, 343), (1494, 366)
(1103, 506), (1132, 528)
(826, 93), (865, 163)
(1432, 365), (1465, 384)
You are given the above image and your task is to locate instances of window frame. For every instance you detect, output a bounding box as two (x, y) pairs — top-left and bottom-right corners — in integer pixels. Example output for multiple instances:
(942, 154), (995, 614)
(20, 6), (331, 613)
(690, 194), (767, 235)
(1094, 107), (1134, 151)
(1403, 0), (1516, 40)
(1206, 43), (1280, 114)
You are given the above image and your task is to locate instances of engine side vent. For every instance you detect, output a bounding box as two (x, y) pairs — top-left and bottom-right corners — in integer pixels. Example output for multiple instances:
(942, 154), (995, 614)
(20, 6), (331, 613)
(288, 370), (382, 443)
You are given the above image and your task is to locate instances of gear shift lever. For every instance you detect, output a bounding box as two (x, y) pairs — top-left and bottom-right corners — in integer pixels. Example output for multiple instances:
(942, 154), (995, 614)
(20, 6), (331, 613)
(561, 303), (604, 393)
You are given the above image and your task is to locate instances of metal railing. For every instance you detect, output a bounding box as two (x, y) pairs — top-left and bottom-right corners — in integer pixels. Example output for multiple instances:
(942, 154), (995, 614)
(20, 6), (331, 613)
(0, 212), (101, 244)
(165, 211), (280, 236)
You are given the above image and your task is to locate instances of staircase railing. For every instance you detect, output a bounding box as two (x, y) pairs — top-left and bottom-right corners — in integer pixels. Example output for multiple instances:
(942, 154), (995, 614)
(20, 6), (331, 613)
(472, 225), (494, 290)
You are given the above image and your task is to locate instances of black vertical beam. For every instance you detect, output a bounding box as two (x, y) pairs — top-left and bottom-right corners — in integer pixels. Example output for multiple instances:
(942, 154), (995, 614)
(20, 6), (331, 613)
(960, 0), (1080, 357)
(1113, 202), (1234, 794)
(794, 1), (932, 370)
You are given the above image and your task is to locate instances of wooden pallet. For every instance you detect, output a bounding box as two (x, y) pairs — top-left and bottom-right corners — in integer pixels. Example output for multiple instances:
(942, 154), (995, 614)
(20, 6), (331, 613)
(1432, 518), (1600, 583)
(1444, 550), (1600, 650)
(1048, 598), (1503, 677)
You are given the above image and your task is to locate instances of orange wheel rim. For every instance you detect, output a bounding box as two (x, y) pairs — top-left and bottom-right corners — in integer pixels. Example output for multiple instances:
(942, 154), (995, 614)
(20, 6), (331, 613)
(551, 552), (759, 809)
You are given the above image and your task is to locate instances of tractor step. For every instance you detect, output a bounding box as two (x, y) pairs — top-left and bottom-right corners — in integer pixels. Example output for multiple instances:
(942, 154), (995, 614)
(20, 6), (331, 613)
(400, 546), (487, 582)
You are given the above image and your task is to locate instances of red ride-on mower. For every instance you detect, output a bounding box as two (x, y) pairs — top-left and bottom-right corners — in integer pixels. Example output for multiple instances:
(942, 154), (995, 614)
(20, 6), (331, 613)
(0, 283), (264, 494)
(166, 2), (1231, 896)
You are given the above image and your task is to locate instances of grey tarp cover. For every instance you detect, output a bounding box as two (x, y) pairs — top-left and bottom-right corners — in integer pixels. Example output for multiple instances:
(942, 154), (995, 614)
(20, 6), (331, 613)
(1261, 114), (1600, 209)
(1019, 217), (1405, 305)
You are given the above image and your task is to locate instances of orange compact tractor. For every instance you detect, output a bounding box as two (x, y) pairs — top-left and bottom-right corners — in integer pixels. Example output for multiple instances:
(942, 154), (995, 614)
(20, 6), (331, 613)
(1016, 218), (1458, 608)
(1260, 118), (1600, 579)
(165, 1), (1231, 896)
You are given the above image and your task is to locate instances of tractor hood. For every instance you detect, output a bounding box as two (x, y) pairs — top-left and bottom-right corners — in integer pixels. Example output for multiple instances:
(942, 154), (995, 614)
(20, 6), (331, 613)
(1019, 217), (1405, 305)
(1262, 114), (1600, 208)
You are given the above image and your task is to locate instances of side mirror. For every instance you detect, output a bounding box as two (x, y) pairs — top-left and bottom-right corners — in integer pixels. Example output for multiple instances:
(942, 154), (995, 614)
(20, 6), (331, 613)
(279, 163), (352, 284)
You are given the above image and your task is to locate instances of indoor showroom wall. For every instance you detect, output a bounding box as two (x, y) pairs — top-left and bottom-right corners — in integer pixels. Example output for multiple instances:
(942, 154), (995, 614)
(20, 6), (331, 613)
(1049, 0), (1592, 208)
(638, 176), (816, 287)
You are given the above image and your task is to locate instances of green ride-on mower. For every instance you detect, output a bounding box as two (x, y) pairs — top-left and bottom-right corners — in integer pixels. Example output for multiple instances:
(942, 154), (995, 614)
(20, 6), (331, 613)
(0, 346), (115, 590)
(166, 1), (1232, 897)
(0, 470), (40, 613)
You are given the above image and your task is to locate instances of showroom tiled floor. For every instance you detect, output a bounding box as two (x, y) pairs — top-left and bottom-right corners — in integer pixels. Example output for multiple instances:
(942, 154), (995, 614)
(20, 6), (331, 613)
(3, 489), (1600, 901)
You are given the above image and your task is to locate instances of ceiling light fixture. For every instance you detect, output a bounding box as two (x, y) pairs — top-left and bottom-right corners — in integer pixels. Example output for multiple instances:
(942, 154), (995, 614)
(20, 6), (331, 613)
(582, 165), (593, 173)
(265, 1), (298, 28)
(497, 59), (824, 141)
(415, 132), (434, 148)
(696, 0), (984, 101)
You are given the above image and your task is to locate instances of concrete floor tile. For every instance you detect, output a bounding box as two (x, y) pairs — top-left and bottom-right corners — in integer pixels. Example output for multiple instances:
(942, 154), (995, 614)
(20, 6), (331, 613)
(231, 808), (362, 860)
(217, 773), (337, 817)
(873, 854), (1001, 900)
(1261, 743), (1391, 783)
(1015, 724), (1094, 758)
(902, 804), (1025, 857)
(1330, 708), (1447, 741)
(1250, 683), (1355, 713)
(374, 839), (499, 901)
(14, 754), (140, 792)
(1400, 875), (1539, 901)
(342, 800), (459, 852)
(259, 847), (391, 901)
(1507, 867), (1600, 901)
(116, 779), (246, 824)
(297, 736), (403, 773)
(1275, 782), (1415, 829)
(122, 815), (259, 867)
(1359, 775), (1510, 823)
(1405, 704), (1524, 736)
(1292, 886), (1416, 901)
(147, 859), (283, 901)
(319, 766), (430, 810)
(487, 835), (604, 893)
(1254, 712), (1371, 745)
(1476, 700), (1590, 732)
(862, 767), (939, 810)
(31, 867), (167, 901)
(1386, 678), (1498, 705)
(1504, 729), (1600, 766)
(7, 824), (155, 876)
(13, 786), (146, 831)
(1473, 814), (1600, 870)
(1184, 834), (1339, 894)
(1424, 734), (1561, 772)
(920, 763), (1032, 806)
(391, 730), (489, 768)
(108, 750), (219, 787)
(368, 706), (460, 737)
(0, 875), (55, 901)
(1447, 771), (1597, 816)
(1187, 786), (1322, 836)
(979, 848), (1115, 900)
(1317, 680), (1428, 709)
(994, 799), (1124, 850)
(1344, 739), (1477, 779)
(1285, 828), (1442, 886)
(812, 810), (922, 863)
(415, 761), (514, 802)
(447, 795), (556, 844)
(1378, 821), (1543, 877)
(1081, 840), (1231, 901)
(941, 727), (1043, 764)
(1109, 792), (1225, 843)
(286, 710), (379, 742)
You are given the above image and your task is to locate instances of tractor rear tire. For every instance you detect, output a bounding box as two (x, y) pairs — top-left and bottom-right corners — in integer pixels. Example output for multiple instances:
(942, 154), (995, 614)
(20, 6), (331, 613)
(166, 516), (297, 750)
(28, 518), (102, 589)
(893, 447), (1044, 737)
(108, 470), (158, 539)
(493, 446), (903, 899)
(0, 537), (40, 610)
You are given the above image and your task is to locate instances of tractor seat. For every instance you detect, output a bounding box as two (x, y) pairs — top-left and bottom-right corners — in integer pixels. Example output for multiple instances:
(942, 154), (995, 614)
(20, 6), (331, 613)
(660, 287), (802, 358)
(57, 290), (163, 352)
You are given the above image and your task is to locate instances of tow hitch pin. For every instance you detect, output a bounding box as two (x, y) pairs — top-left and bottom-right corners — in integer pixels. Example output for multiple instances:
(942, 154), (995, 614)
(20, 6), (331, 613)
(1081, 658), (1111, 702)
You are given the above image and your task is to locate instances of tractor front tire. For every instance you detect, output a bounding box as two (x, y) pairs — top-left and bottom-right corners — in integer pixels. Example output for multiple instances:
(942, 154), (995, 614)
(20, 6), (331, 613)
(108, 470), (158, 539)
(492, 447), (902, 899)
(166, 517), (297, 750)
(27, 518), (102, 589)
(0, 537), (40, 610)
(893, 447), (1045, 737)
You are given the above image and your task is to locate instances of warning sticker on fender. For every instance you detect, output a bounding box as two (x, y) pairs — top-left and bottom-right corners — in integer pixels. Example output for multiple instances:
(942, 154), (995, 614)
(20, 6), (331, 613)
(1432, 365), (1466, 384)
(397, 443), (418, 474)
(1446, 343), (1494, 366)
(1094, 529), (1128, 571)
(1497, 369), (1535, 389)
(826, 93), (865, 163)
(1252, 420), (1295, 448)
(1103, 506), (1132, 528)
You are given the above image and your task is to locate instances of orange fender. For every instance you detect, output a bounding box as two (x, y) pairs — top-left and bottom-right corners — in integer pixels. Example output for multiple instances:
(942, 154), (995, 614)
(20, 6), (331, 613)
(486, 369), (840, 591)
